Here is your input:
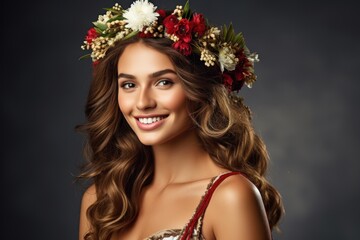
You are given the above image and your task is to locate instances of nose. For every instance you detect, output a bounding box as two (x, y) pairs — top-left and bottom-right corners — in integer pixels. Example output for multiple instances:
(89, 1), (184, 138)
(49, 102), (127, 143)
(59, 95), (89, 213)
(136, 87), (156, 110)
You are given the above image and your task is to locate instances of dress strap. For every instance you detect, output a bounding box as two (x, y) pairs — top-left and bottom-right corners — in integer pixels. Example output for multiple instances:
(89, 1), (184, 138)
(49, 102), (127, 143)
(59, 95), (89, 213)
(180, 171), (241, 240)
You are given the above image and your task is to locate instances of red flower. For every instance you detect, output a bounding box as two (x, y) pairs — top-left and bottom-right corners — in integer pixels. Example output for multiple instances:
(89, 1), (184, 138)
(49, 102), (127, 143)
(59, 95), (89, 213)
(173, 40), (192, 56)
(163, 15), (179, 34)
(224, 51), (252, 92)
(232, 76), (245, 91)
(174, 18), (193, 43)
(223, 71), (245, 92)
(192, 13), (206, 36)
(222, 73), (233, 91)
(138, 31), (153, 38)
(157, 9), (166, 18)
(234, 51), (252, 81)
(86, 28), (98, 44)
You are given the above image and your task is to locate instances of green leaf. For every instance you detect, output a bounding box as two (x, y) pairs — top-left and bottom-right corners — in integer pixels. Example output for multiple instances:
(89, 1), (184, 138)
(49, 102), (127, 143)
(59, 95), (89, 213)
(123, 30), (138, 40)
(222, 24), (228, 40)
(224, 23), (244, 44)
(103, 7), (122, 14)
(234, 32), (243, 41)
(226, 24), (234, 42)
(93, 21), (107, 31)
(101, 32), (114, 38)
(108, 14), (124, 22)
(183, 0), (191, 18)
(94, 27), (103, 34)
(78, 53), (91, 61)
(234, 32), (244, 47)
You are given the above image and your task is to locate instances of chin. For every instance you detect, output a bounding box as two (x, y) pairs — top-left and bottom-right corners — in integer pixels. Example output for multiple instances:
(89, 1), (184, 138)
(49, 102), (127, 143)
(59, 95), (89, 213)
(136, 136), (169, 146)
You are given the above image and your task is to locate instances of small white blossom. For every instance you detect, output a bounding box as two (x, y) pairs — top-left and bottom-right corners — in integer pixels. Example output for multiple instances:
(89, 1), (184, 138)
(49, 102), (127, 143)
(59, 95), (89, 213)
(218, 46), (238, 72)
(245, 82), (253, 88)
(115, 31), (126, 41)
(200, 49), (216, 66)
(123, 0), (159, 31)
(248, 53), (259, 63)
(97, 11), (112, 24)
(207, 27), (220, 38)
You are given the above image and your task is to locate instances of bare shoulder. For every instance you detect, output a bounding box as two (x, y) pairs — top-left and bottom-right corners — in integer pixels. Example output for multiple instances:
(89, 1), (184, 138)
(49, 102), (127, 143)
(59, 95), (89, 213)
(79, 184), (97, 240)
(213, 174), (262, 205)
(204, 174), (271, 240)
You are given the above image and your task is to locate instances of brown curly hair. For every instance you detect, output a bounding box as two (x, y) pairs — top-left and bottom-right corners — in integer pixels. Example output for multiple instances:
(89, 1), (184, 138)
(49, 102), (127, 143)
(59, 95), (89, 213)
(77, 37), (283, 240)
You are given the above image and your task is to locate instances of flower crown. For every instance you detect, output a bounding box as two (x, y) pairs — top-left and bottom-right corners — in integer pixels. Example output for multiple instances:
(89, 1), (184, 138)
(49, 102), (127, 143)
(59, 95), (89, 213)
(81, 0), (259, 92)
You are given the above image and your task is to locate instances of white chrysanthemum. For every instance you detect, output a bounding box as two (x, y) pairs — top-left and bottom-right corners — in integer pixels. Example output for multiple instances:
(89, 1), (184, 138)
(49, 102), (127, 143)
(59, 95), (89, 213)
(218, 46), (238, 72)
(123, 0), (159, 32)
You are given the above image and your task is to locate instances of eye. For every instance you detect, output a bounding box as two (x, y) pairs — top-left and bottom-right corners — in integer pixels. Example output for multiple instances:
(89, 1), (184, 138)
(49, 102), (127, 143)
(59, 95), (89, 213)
(120, 82), (136, 89)
(156, 79), (173, 87)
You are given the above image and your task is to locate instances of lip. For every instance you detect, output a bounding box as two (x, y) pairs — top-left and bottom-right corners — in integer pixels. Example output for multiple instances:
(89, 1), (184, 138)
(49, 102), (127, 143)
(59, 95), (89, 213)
(134, 114), (169, 131)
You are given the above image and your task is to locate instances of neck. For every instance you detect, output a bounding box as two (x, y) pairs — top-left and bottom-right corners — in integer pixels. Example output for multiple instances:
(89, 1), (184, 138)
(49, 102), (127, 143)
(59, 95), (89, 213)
(150, 129), (222, 188)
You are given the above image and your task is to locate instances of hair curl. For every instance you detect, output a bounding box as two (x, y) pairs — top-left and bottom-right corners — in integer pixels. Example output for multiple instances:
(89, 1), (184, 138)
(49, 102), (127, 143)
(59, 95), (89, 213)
(77, 37), (283, 240)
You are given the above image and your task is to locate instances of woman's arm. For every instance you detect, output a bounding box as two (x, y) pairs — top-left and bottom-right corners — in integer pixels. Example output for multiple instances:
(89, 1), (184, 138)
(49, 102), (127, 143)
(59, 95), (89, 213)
(79, 184), (97, 240)
(205, 174), (271, 240)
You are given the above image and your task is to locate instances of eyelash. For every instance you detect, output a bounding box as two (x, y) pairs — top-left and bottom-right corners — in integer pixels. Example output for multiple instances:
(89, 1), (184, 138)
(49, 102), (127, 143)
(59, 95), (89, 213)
(156, 79), (173, 86)
(120, 82), (135, 89)
(120, 79), (174, 89)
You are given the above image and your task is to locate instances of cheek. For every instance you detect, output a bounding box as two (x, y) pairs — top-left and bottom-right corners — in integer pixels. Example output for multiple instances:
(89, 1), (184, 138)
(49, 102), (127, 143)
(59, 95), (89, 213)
(118, 93), (133, 114)
(160, 89), (188, 112)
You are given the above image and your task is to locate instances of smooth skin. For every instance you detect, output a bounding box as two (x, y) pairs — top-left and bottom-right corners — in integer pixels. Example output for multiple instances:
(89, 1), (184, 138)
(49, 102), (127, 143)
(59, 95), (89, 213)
(79, 42), (271, 240)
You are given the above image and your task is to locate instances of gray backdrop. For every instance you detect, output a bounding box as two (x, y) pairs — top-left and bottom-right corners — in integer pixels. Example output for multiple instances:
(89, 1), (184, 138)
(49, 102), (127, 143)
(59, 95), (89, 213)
(2, 0), (359, 239)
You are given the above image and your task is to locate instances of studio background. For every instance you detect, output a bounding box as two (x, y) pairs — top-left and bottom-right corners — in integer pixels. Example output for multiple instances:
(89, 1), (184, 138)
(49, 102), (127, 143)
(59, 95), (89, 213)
(2, 0), (359, 239)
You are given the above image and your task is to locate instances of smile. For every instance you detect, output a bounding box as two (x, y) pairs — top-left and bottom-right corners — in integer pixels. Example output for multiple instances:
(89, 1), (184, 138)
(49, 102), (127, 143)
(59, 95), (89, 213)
(135, 115), (169, 131)
(138, 116), (166, 124)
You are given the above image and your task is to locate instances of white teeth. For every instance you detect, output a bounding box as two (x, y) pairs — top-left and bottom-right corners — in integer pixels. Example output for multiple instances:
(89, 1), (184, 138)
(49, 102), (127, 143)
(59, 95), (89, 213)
(138, 116), (164, 124)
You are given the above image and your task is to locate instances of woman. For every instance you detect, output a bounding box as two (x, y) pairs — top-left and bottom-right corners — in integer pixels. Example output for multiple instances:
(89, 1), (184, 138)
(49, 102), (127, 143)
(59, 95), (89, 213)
(78, 1), (283, 240)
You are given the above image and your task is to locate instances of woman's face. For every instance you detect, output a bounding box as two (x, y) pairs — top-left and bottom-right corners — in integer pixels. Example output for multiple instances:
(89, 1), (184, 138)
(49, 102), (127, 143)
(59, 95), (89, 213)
(117, 42), (192, 146)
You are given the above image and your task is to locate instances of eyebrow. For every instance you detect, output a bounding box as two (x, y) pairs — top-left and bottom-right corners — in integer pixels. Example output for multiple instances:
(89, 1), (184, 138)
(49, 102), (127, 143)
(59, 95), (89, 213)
(117, 69), (177, 79)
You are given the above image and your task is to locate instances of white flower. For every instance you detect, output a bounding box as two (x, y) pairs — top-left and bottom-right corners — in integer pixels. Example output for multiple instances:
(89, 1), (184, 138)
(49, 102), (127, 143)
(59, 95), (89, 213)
(218, 46), (238, 72)
(247, 53), (259, 63)
(245, 82), (253, 88)
(97, 11), (112, 24)
(200, 49), (216, 66)
(123, 0), (159, 32)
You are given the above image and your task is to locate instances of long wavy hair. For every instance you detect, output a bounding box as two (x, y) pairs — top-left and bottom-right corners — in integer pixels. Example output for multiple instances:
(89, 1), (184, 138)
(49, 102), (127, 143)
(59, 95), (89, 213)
(77, 37), (283, 240)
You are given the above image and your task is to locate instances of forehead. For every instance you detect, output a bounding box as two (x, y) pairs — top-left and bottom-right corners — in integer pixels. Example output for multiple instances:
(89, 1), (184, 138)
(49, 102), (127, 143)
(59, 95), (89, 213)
(117, 42), (175, 74)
